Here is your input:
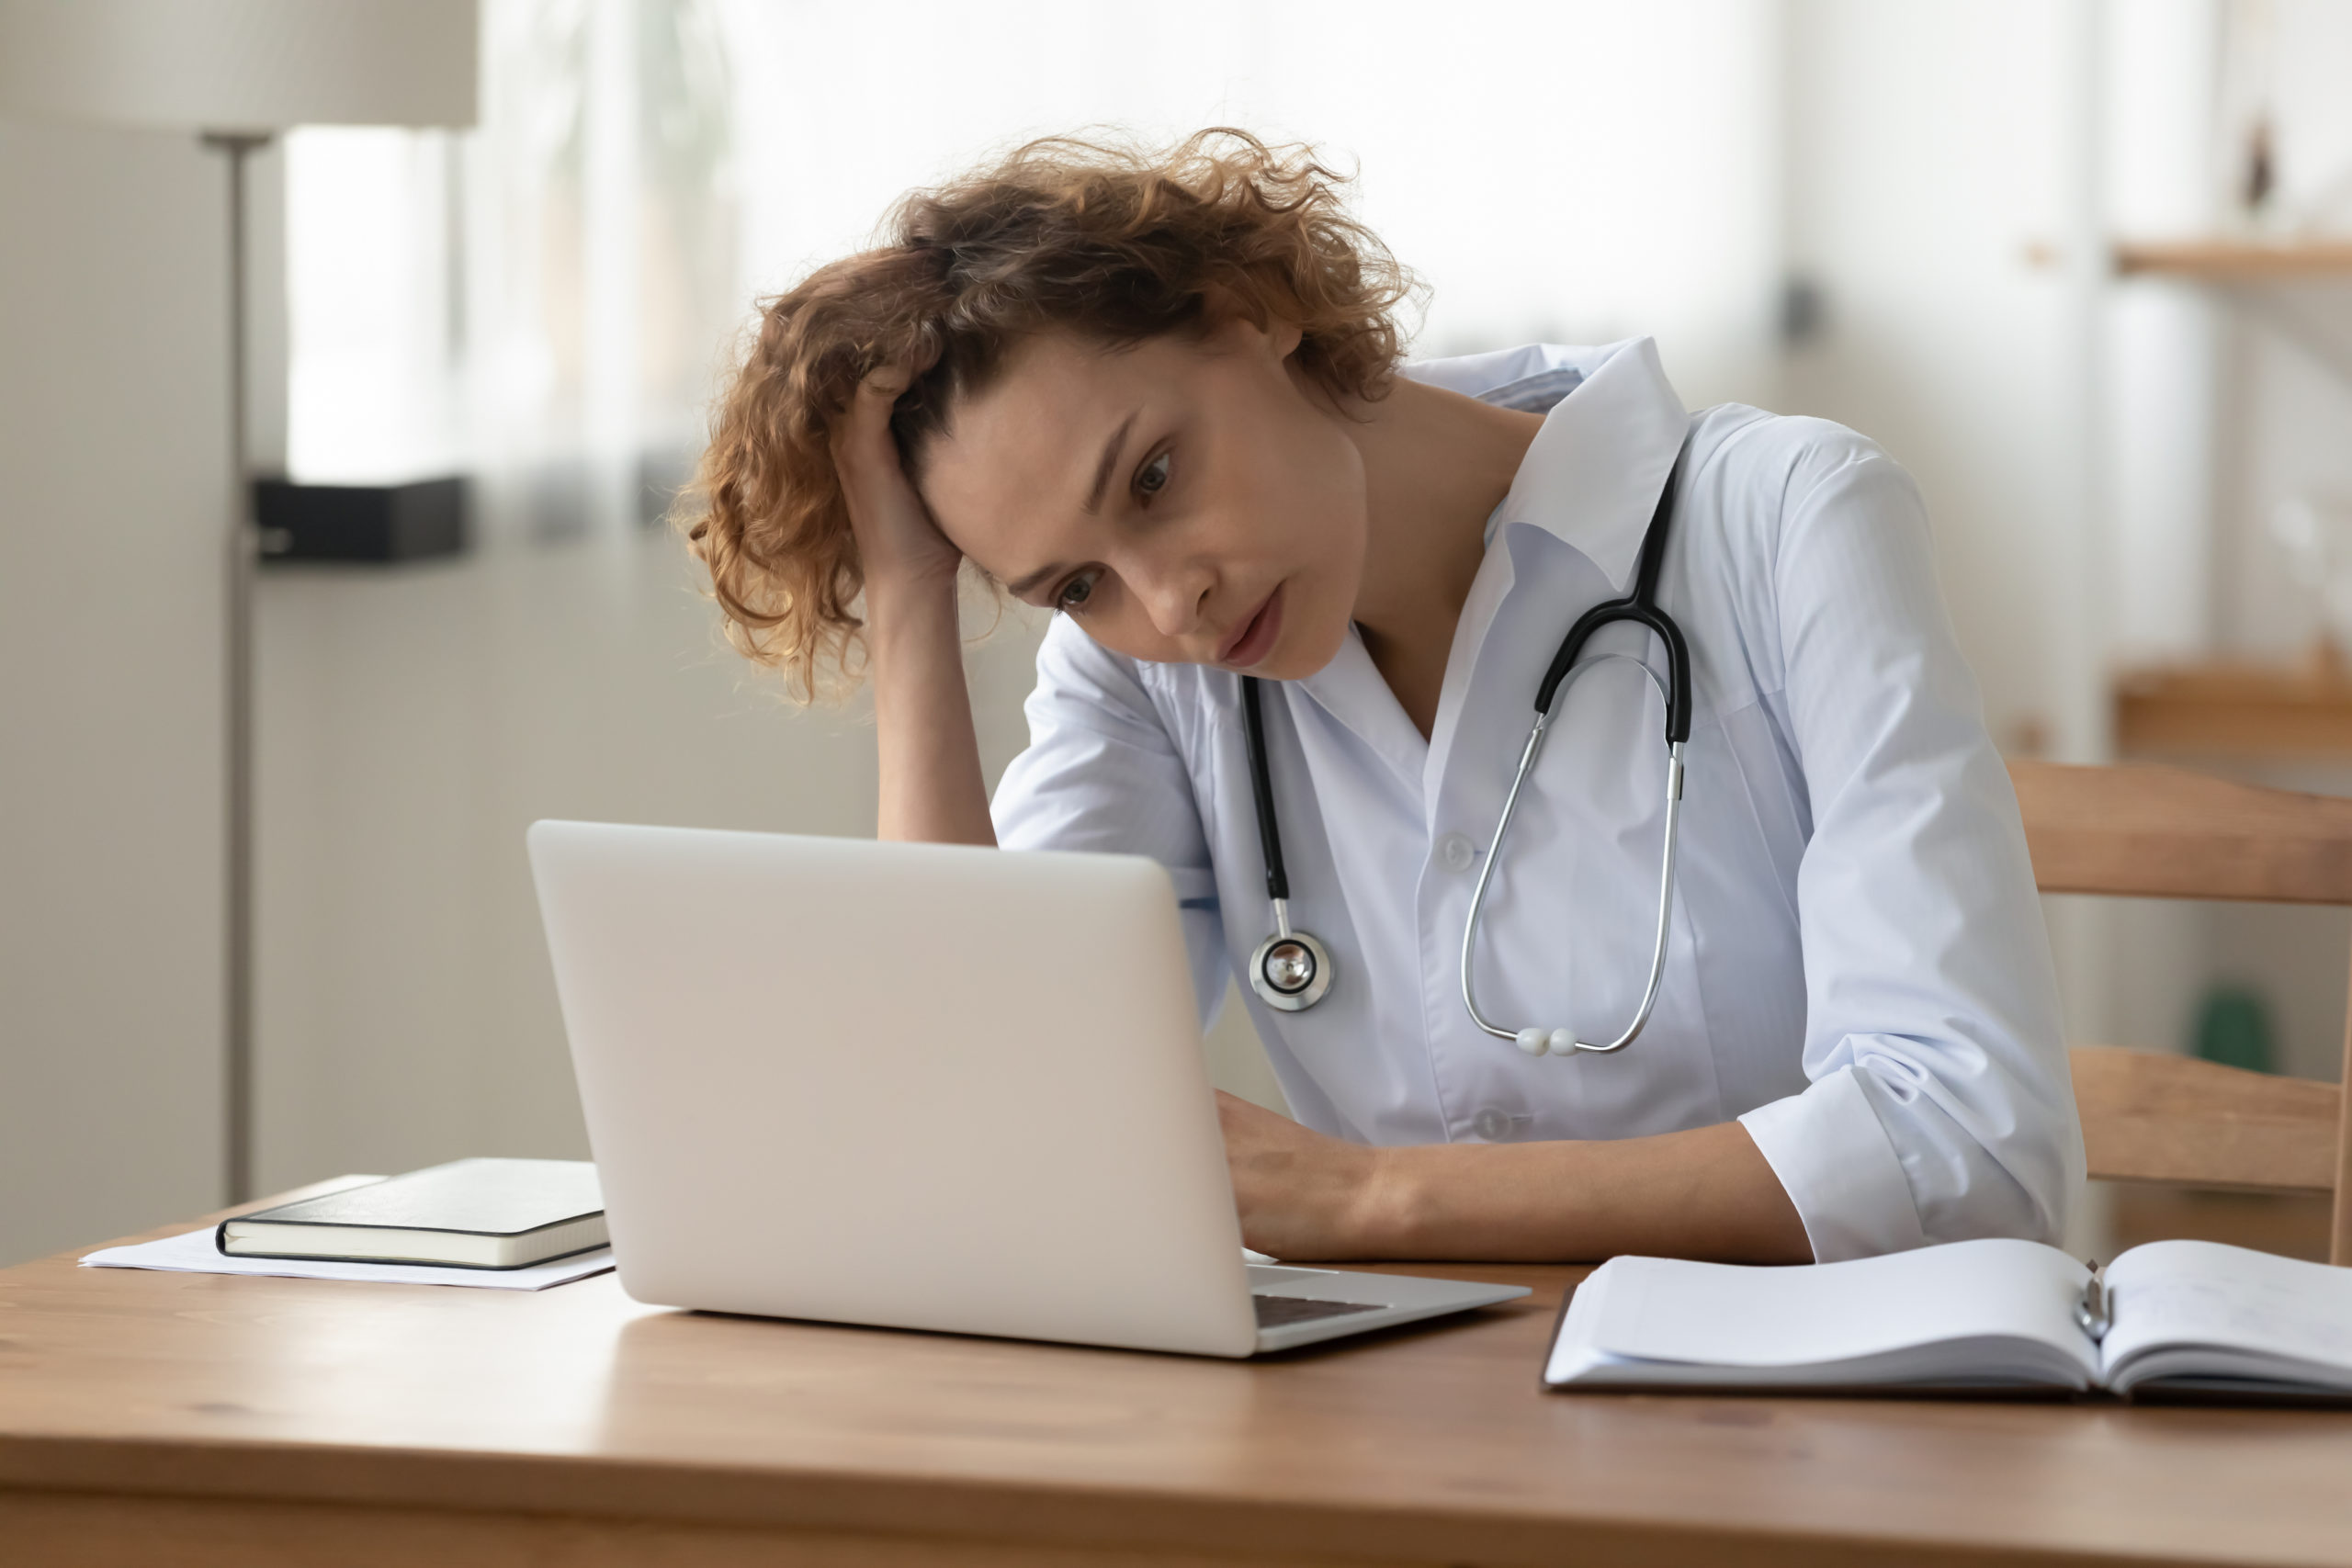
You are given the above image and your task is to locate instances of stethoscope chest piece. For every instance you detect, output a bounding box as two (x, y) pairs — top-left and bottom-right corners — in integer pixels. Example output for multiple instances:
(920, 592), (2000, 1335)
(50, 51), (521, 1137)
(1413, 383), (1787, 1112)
(1250, 924), (1333, 1012)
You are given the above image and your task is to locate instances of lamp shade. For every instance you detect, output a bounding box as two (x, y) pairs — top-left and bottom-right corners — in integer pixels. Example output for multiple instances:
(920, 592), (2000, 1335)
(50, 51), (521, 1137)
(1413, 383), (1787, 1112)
(0, 0), (476, 131)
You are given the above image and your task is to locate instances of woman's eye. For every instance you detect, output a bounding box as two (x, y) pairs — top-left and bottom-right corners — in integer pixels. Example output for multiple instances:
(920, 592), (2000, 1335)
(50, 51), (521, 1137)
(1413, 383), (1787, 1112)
(1136, 451), (1171, 499)
(1055, 572), (1098, 613)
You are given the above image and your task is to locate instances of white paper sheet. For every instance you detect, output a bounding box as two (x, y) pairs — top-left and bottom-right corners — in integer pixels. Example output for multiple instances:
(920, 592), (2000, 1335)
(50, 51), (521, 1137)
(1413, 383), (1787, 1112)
(2102, 1239), (2352, 1382)
(1588, 1238), (2086, 1366)
(80, 1224), (615, 1291)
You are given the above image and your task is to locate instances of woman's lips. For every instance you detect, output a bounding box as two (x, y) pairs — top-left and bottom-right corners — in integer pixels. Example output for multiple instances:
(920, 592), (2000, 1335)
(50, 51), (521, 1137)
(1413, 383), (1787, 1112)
(1219, 584), (1285, 669)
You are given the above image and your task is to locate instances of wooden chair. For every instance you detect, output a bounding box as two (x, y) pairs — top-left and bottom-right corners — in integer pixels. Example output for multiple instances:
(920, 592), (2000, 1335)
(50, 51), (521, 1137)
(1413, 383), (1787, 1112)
(2009, 760), (2352, 1264)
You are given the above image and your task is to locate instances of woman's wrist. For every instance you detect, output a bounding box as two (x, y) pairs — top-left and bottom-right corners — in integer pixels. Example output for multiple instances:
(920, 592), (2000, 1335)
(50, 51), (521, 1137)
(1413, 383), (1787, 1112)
(863, 560), (959, 627)
(1349, 1143), (1436, 1256)
(863, 567), (966, 682)
(861, 563), (993, 846)
(1346, 1138), (1601, 1260)
(1329, 1125), (1811, 1265)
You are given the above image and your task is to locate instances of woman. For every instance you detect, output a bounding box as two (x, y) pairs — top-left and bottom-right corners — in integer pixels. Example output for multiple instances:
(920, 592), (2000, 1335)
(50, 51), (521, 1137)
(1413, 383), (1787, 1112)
(687, 130), (2081, 1266)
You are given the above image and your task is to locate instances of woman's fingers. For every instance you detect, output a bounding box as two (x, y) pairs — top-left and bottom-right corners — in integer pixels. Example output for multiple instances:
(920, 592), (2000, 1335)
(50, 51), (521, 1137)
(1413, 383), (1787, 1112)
(830, 367), (912, 482)
(831, 361), (962, 589)
(832, 345), (935, 471)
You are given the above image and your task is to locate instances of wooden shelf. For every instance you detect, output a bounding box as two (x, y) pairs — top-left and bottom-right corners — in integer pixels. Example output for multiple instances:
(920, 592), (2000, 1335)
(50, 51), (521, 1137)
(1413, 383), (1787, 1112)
(2116, 656), (2352, 758)
(2113, 239), (2352, 280)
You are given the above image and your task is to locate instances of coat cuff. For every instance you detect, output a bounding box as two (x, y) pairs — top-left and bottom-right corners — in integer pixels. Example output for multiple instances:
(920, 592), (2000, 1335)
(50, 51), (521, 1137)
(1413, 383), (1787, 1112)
(1737, 1066), (1928, 1262)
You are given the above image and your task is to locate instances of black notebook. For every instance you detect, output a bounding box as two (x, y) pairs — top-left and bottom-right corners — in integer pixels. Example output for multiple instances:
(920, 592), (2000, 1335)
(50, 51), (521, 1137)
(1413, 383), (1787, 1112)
(217, 1158), (605, 1269)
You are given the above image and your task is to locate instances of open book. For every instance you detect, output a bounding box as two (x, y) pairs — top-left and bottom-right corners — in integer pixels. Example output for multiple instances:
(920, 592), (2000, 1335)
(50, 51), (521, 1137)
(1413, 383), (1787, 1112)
(1546, 1238), (2352, 1400)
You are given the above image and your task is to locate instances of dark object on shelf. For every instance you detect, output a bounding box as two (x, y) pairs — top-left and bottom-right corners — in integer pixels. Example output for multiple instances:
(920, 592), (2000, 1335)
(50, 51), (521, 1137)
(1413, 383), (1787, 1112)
(2192, 985), (2275, 1076)
(253, 476), (467, 562)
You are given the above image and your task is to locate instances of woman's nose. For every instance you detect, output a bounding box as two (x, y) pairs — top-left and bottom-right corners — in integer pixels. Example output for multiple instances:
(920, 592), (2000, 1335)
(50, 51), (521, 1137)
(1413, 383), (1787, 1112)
(1136, 561), (1215, 640)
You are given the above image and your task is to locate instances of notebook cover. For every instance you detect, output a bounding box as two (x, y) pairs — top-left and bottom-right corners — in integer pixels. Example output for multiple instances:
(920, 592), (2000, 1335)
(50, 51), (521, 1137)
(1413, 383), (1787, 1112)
(217, 1158), (602, 1241)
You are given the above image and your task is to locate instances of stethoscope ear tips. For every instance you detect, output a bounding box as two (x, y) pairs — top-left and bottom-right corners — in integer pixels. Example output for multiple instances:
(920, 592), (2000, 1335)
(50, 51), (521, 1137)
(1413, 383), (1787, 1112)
(1516, 1027), (1580, 1056)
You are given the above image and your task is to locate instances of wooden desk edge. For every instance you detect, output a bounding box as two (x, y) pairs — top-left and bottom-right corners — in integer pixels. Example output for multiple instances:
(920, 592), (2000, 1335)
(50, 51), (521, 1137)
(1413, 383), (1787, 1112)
(0, 1430), (2198, 1568)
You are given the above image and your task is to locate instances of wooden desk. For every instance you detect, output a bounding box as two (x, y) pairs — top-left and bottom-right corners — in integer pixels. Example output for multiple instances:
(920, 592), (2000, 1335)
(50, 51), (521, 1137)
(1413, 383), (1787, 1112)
(6, 1191), (2352, 1567)
(2115, 659), (2352, 760)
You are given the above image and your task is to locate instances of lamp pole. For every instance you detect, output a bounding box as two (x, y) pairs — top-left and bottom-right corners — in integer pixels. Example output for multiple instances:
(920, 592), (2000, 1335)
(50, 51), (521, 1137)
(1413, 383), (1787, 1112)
(204, 130), (270, 1205)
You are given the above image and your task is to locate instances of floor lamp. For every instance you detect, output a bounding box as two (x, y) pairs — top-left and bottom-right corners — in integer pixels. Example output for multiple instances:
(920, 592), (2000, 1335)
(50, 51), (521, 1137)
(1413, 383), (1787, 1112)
(0, 1), (477, 1201)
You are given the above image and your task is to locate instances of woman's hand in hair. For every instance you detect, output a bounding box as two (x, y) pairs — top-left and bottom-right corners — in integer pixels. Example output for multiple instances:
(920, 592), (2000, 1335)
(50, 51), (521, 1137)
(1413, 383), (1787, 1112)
(832, 362), (962, 598)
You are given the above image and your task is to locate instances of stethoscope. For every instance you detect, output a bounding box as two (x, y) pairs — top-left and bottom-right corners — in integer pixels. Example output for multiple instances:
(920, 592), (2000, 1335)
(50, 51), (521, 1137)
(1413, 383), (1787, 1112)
(1241, 436), (1692, 1059)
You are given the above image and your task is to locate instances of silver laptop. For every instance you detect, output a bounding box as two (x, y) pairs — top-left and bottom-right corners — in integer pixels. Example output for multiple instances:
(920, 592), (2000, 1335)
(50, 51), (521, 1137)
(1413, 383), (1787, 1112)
(527, 821), (1528, 1356)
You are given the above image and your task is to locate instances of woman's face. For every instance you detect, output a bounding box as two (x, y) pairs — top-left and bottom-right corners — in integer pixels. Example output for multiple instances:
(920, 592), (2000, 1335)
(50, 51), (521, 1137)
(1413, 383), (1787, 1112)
(916, 318), (1369, 680)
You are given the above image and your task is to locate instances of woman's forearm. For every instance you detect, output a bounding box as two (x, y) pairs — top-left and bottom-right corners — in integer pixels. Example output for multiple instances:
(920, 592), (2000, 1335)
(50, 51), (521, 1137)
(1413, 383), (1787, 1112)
(867, 573), (996, 846)
(1365, 1121), (1811, 1263)
(1217, 1090), (1814, 1264)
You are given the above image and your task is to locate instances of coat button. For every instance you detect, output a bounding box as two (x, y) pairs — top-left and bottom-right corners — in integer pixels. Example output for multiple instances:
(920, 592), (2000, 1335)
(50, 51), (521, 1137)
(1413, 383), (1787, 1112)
(1471, 1108), (1510, 1141)
(1439, 832), (1477, 872)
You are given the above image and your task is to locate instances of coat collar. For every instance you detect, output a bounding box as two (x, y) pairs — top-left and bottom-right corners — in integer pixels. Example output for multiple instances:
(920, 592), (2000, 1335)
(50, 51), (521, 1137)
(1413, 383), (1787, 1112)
(1285, 338), (1690, 797)
(1401, 337), (1689, 594)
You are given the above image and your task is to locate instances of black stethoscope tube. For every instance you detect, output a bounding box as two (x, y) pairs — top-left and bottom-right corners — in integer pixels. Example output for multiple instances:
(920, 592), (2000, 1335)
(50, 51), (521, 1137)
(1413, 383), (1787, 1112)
(1534, 469), (1692, 739)
(1240, 675), (1288, 904)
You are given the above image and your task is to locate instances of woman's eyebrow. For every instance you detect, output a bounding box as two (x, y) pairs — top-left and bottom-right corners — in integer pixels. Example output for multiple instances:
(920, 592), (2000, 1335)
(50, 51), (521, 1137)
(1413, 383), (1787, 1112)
(1005, 560), (1067, 598)
(1082, 410), (1139, 514)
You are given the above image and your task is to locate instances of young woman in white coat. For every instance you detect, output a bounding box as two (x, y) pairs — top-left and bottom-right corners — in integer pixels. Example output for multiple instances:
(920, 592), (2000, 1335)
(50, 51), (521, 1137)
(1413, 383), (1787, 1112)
(684, 130), (2083, 1266)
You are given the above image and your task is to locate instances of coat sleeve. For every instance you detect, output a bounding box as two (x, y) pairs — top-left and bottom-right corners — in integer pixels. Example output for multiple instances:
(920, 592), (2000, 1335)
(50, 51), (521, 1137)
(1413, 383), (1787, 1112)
(991, 616), (1231, 1023)
(1731, 423), (2085, 1260)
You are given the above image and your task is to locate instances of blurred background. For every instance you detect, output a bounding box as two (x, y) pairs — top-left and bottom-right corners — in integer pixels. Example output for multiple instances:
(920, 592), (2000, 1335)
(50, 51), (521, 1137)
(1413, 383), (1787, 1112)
(6, 0), (2350, 1266)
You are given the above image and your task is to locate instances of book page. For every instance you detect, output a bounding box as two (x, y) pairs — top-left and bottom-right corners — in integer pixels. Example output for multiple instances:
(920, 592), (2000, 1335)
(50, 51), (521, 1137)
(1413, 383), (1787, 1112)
(1581, 1238), (2096, 1373)
(2101, 1240), (2352, 1393)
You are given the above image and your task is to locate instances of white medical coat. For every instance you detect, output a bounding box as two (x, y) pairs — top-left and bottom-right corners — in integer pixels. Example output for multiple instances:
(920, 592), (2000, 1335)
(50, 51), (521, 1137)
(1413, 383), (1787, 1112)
(991, 336), (2083, 1261)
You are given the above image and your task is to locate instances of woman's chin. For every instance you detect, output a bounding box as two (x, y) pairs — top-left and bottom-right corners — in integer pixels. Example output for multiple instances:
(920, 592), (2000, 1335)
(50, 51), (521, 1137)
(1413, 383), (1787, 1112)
(1259, 613), (1352, 682)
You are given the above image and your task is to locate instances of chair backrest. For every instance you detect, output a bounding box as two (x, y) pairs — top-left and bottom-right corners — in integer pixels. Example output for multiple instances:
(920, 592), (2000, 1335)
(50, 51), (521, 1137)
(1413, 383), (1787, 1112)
(2007, 761), (2352, 1264)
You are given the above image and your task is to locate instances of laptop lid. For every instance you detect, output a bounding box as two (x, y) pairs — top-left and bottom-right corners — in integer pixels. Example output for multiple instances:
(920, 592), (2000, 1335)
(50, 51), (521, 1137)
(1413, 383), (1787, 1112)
(528, 822), (1260, 1358)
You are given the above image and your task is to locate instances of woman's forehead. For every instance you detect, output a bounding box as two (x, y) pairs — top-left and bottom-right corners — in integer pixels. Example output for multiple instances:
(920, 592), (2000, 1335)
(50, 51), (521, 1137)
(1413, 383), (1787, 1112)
(920, 334), (1187, 536)
(949, 332), (1177, 444)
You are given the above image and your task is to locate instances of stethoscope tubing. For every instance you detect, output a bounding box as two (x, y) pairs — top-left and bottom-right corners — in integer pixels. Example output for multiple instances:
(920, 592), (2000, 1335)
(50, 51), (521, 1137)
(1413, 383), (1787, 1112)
(1240, 675), (1290, 906)
(1459, 698), (1685, 1053)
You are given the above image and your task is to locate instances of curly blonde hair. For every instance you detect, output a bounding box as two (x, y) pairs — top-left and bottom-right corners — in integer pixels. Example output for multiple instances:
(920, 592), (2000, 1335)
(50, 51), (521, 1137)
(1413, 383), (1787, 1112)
(680, 128), (1417, 697)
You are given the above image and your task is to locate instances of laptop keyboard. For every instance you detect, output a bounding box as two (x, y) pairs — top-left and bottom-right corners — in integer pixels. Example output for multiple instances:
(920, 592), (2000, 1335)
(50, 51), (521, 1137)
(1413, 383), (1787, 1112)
(1254, 1293), (1384, 1328)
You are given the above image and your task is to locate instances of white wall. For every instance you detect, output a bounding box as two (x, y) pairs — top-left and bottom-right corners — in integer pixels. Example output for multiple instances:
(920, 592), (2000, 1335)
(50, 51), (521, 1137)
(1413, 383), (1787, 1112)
(724, 0), (1785, 410)
(0, 120), (230, 1264)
